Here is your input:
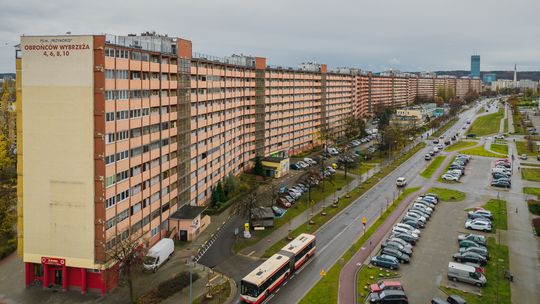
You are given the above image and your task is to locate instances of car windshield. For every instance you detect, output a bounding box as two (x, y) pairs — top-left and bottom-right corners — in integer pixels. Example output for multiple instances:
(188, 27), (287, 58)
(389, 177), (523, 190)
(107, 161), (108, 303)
(240, 281), (259, 297)
(144, 256), (157, 265)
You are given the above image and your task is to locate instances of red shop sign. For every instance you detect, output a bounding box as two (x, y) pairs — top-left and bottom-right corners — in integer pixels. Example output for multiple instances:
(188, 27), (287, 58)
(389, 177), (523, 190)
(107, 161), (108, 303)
(41, 257), (65, 266)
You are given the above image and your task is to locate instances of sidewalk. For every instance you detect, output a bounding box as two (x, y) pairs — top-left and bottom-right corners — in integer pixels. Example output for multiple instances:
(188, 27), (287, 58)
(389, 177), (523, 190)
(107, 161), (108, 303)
(501, 140), (540, 304)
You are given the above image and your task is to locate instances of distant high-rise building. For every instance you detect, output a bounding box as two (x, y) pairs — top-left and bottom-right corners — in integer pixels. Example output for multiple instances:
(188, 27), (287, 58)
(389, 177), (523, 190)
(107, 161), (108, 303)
(470, 55), (480, 78)
(483, 73), (496, 85)
(514, 64), (517, 86)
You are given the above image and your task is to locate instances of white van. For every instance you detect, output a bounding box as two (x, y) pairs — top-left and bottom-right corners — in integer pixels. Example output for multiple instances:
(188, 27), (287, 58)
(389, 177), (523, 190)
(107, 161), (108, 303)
(447, 262), (486, 287)
(143, 238), (175, 272)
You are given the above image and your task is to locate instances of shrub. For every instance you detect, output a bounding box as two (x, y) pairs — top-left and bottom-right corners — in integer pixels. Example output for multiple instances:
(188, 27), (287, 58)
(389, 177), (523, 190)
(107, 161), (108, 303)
(527, 199), (540, 216)
(533, 218), (540, 236)
(139, 272), (200, 304)
(0, 236), (16, 259)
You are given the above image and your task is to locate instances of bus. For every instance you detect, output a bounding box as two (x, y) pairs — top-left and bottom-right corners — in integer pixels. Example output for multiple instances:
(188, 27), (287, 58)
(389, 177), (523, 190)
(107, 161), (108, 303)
(240, 233), (316, 304)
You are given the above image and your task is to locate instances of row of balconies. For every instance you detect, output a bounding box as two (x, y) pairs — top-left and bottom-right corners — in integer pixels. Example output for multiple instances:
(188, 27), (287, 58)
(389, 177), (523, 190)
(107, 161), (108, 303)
(105, 57), (177, 74)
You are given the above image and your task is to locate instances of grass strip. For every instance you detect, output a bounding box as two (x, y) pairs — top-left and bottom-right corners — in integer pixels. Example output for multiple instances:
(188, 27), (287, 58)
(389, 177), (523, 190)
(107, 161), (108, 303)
(521, 168), (540, 182)
(461, 146), (506, 158)
(193, 281), (231, 304)
(445, 141), (477, 152)
(469, 108), (504, 136)
(233, 173), (354, 253)
(432, 117), (459, 139)
(483, 199), (508, 231)
(515, 141), (538, 157)
(440, 237), (510, 304)
(490, 143), (508, 155)
(356, 266), (399, 300)
(427, 187), (466, 202)
(299, 187), (421, 304)
(420, 155), (446, 178)
(438, 155), (458, 183)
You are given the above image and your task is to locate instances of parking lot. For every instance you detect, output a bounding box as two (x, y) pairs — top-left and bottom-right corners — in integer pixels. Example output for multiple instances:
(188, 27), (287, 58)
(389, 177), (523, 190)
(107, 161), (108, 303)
(368, 154), (507, 303)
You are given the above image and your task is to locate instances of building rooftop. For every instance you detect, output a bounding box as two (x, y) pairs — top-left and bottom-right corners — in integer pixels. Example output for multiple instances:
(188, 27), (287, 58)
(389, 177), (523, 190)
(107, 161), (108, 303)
(170, 204), (206, 220)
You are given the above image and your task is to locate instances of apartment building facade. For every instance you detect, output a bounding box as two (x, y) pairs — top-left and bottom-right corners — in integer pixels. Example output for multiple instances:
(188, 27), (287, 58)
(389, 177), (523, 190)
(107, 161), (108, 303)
(17, 33), (482, 294)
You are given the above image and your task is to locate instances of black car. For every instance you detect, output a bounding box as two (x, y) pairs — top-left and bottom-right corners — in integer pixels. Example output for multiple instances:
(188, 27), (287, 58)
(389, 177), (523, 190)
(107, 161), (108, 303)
(447, 294), (467, 304)
(433, 139), (439, 144)
(381, 247), (411, 263)
(452, 251), (487, 266)
(492, 172), (510, 179)
(369, 289), (409, 303)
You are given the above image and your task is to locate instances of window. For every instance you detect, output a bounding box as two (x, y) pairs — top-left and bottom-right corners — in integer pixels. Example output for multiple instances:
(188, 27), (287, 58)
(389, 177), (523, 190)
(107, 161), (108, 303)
(105, 176), (116, 187)
(105, 112), (115, 122)
(105, 48), (115, 57)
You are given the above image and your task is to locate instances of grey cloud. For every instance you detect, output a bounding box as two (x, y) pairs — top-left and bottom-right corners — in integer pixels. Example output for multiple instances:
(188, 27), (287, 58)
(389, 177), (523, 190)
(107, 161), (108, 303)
(1, 0), (539, 72)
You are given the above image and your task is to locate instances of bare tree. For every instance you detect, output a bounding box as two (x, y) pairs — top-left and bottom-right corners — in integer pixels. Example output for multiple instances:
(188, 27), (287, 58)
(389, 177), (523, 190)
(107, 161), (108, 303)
(234, 191), (263, 229)
(106, 231), (147, 303)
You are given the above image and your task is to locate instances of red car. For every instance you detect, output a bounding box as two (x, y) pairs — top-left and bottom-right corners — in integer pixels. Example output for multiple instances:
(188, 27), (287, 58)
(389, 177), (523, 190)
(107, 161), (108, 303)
(369, 280), (403, 293)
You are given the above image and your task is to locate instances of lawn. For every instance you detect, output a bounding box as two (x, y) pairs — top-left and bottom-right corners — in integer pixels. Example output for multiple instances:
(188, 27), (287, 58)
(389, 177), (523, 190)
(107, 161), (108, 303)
(427, 187), (466, 202)
(299, 187), (421, 304)
(420, 155), (446, 178)
(490, 143), (508, 155)
(504, 117), (508, 133)
(515, 141), (538, 157)
(512, 113), (526, 135)
(233, 173), (354, 253)
(432, 117), (459, 139)
(440, 237), (510, 304)
(468, 108), (504, 136)
(445, 141), (477, 152)
(483, 199), (508, 230)
(356, 266), (399, 300)
(461, 146), (506, 158)
(521, 168), (540, 182)
(523, 187), (540, 215)
(193, 281), (231, 304)
(263, 143), (427, 259)
(349, 162), (377, 176)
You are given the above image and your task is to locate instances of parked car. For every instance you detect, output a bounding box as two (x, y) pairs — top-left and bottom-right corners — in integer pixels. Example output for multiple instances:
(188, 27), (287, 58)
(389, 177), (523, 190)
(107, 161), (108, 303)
(271, 206), (286, 217)
(459, 239), (487, 250)
(304, 157), (316, 165)
(453, 251), (487, 266)
(468, 210), (493, 220)
(458, 233), (486, 246)
(491, 179), (511, 188)
(447, 262), (486, 287)
(392, 226), (419, 238)
(425, 154), (432, 160)
(275, 198), (291, 209)
(371, 254), (400, 270)
(459, 246), (489, 260)
(465, 219), (492, 232)
(396, 177), (407, 187)
(520, 154), (528, 160)
(369, 280), (403, 293)
(290, 163), (301, 170)
(368, 290), (409, 303)
(431, 298), (449, 304)
(143, 238), (175, 272)
(386, 237), (415, 250)
(405, 211), (427, 223)
(381, 247), (411, 263)
(391, 232), (418, 245)
(394, 223), (421, 236)
(297, 161), (309, 168)
(446, 294), (467, 304)
(381, 240), (413, 256)
(442, 174), (459, 181)
(401, 218), (424, 228)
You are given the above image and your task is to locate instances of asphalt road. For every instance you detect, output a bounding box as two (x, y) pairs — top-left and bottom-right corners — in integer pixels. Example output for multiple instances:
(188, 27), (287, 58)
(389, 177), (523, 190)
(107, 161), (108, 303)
(265, 101), (489, 304)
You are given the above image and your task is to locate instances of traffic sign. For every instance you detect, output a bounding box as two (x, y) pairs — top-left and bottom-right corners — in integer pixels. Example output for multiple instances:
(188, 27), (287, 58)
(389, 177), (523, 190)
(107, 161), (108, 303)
(362, 217), (367, 226)
(320, 269), (326, 277)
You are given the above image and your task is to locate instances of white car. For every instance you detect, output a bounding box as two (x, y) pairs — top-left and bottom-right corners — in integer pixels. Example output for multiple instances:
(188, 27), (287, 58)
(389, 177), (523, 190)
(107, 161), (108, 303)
(433, 147), (440, 153)
(448, 169), (463, 177)
(391, 226), (419, 238)
(326, 166), (336, 174)
(303, 157), (316, 165)
(297, 161), (309, 168)
(396, 177), (407, 187)
(442, 174), (459, 181)
(395, 223), (421, 236)
(405, 212), (427, 223)
(465, 219), (492, 232)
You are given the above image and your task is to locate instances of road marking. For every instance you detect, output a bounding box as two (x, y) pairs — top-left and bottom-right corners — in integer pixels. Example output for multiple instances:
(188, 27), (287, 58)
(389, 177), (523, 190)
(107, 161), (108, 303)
(247, 250), (256, 256)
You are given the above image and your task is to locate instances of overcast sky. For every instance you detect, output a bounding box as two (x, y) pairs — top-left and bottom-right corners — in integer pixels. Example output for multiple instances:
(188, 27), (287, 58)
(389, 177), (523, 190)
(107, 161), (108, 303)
(1, 0), (539, 73)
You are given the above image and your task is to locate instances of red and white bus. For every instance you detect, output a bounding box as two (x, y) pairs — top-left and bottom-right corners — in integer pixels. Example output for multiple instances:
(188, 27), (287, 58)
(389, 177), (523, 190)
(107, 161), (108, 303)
(240, 233), (316, 304)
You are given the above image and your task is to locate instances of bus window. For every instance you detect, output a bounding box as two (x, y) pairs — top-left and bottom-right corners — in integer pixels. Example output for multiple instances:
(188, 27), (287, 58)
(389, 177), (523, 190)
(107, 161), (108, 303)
(240, 281), (259, 298)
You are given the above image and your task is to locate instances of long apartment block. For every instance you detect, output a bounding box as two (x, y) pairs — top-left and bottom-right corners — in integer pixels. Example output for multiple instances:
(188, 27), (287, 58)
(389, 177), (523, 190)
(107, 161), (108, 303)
(16, 33), (481, 294)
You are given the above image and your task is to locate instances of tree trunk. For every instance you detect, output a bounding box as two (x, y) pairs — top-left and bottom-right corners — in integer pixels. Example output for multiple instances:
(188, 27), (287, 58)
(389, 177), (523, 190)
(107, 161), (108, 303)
(127, 266), (134, 304)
